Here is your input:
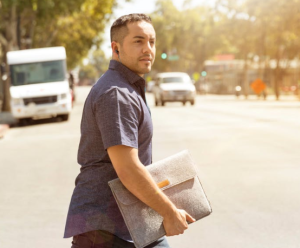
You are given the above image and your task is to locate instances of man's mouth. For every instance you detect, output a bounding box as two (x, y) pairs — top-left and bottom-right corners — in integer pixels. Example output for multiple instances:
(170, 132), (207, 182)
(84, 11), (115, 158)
(140, 57), (152, 62)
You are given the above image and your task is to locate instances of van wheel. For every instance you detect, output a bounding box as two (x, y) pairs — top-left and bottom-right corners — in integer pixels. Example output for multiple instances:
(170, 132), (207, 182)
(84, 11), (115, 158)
(60, 114), (69, 121)
(19, 118), (31, 126)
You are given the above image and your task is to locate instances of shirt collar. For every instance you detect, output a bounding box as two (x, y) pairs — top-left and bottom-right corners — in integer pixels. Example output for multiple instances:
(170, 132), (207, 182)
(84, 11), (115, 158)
(109, 60), (145, 86)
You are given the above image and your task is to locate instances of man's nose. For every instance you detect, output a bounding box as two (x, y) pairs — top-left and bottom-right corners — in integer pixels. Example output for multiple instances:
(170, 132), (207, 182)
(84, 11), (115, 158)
(143, 42), (153, 53)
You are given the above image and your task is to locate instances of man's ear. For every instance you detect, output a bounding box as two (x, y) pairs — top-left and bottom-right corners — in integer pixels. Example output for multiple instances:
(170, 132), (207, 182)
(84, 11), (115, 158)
(111, 41), (120, 55)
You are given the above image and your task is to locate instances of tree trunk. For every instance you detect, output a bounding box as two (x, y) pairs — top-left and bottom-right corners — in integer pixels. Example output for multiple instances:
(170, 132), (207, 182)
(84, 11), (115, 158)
(274, 50), (282, 101)
(274, 66), (280, 101)
(242, 56), (249, 99)
(5, 5), (18, 52)
(2, 64), (11, 112)
(2, 4), (19, 112)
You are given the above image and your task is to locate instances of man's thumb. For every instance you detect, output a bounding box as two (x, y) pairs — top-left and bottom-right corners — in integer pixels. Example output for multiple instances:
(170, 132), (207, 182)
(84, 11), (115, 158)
(185, 212), (196, 223)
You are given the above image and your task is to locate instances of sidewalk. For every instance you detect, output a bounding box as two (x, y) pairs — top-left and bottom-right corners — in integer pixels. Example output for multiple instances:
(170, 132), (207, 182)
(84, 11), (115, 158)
(198, 94), (300, 102)
(0, 124), (9, 138)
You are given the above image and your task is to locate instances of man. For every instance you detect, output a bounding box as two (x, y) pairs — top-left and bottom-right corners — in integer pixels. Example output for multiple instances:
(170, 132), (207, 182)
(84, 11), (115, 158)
(64, 13), (195, 248)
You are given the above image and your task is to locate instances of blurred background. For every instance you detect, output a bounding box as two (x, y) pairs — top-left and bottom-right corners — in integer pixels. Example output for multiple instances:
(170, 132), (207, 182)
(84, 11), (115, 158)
(1, 0), (300, 247)
(1, 0), (300, 101)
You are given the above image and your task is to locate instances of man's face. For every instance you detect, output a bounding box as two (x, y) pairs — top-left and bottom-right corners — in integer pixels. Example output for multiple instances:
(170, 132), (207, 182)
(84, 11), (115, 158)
(118, 21), (156, 77)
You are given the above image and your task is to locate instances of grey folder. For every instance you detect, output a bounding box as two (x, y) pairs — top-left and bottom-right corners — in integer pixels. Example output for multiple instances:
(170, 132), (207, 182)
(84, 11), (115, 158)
(108, 150), (212, 248)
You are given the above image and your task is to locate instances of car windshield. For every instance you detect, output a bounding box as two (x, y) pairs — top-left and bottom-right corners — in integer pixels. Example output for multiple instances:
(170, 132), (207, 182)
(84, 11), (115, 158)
(162, 77), (185, 83)
(10, 60), (66, 86)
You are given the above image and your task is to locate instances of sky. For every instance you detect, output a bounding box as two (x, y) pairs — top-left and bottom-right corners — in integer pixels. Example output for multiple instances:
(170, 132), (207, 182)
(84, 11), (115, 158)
(101, 0), (212, 57)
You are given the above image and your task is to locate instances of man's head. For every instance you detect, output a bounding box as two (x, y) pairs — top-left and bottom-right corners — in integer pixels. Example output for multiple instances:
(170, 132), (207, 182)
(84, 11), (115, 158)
(110, 13), (156, 77)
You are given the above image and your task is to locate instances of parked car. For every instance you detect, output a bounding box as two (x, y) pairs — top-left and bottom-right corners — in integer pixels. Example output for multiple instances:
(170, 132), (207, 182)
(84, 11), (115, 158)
(152, 72), (196, 106)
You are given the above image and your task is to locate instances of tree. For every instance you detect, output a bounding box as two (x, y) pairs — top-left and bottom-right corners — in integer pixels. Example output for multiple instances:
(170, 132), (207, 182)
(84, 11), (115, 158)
(151, 0), (228, 75)
(0, 0), (119, 111)
(0, 0), (117, 68)
(216, 0), (300, 99)
(78, 46), (110, 85)
(89, 48), (110, 76)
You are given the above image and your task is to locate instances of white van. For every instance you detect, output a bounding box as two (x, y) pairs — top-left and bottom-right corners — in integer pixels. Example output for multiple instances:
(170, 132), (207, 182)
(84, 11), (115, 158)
(6, 47), (72, 122)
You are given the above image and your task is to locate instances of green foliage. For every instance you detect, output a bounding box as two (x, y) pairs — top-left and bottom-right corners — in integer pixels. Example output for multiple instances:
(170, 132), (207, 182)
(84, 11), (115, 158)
(38, 0), (116, 68)
(151, 0), (229, 74)
(0, 0), (117, 68)
(79, 64), (98, 80)
(77, 47), (109, 84)
(216, 0), (300, 98)
(89, 48), (110, 76)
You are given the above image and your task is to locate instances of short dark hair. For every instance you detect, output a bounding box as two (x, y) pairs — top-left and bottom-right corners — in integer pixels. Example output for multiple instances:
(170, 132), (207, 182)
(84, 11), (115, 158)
(110, 13), (152, 44)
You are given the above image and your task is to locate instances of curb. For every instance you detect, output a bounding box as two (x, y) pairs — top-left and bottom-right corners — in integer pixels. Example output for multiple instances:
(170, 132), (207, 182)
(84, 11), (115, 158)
(0, 124), (9, 139)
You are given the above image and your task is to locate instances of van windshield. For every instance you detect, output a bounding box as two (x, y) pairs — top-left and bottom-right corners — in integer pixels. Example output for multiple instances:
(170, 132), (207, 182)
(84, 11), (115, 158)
(10, 60), (66, 86)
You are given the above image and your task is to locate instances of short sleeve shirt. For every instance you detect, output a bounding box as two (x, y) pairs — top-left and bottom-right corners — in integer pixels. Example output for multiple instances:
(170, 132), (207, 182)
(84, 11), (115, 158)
(64, 60), (153, 241)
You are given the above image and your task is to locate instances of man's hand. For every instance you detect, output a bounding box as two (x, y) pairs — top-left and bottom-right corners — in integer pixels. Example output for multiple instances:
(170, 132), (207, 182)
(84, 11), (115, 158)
(163, 209), (195, 236)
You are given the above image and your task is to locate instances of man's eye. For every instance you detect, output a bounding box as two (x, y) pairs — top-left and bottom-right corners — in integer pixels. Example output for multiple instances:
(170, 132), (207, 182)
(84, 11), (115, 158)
(135, 40), (141, 43)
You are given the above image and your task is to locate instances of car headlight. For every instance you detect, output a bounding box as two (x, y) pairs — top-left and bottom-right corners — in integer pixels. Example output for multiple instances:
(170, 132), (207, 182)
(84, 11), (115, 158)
(61, 93), (67, 100)
(188, 89), (195, 96)
(12, 98), (23, 105)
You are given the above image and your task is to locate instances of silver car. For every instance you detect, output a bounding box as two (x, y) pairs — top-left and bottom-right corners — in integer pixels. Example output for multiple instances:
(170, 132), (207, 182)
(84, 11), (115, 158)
(152, 72), (196, 106)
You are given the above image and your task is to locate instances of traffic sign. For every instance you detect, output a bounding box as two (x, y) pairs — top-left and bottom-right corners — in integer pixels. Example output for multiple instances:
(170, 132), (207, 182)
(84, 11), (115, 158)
(193, 72), (200, 81)
(251, 78), (266, 94)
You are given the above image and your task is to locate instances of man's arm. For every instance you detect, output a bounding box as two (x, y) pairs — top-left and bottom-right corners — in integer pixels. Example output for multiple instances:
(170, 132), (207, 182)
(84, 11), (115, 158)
(107, 145), (195, 236)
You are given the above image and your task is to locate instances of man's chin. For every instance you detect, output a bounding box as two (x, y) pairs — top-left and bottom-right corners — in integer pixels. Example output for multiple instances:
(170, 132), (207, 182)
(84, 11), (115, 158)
(136, 68), (151, 76)
(142, 65), (152, 73)
(144, 67), (152, 73)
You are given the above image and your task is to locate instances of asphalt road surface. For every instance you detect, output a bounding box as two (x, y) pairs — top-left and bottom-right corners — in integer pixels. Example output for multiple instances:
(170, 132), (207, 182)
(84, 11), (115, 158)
(1, 86), (300, 248)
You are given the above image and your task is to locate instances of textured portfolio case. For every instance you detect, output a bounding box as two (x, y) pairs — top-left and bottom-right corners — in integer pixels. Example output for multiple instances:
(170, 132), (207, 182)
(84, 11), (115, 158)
(108, 150), (212, 248)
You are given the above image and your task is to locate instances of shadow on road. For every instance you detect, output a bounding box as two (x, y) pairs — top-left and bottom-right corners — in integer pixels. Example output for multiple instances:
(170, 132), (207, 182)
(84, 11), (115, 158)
(10, 116), (68, 128)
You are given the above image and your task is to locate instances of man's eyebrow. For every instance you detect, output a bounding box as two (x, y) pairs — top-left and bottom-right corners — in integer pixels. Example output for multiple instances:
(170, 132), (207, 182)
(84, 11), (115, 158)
(133, 36), (156, 40)
(133, 36), (145, 39)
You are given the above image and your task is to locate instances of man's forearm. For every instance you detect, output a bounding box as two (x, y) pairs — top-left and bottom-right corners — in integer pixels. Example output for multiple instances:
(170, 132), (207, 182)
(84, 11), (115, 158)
(118, 160), (177, 218)
(108, 146), (177, 218)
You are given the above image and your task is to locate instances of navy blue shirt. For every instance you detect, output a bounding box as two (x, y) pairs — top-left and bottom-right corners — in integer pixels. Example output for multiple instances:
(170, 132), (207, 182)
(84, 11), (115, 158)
(64, 60), (153, 241)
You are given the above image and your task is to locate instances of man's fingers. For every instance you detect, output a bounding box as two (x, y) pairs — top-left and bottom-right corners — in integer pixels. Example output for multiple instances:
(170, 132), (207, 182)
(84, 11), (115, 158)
(185, 212), (196, 223)
(163, 209), (196, 237)
(178, 209), (196, 224)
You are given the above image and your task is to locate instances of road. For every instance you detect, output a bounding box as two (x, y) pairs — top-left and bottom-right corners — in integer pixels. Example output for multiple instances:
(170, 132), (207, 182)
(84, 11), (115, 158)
(1, 86), (300, 248)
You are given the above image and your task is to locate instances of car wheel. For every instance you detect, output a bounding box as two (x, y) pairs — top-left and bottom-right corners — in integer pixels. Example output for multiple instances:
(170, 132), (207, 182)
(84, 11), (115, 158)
(60, 114), (69, 121)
